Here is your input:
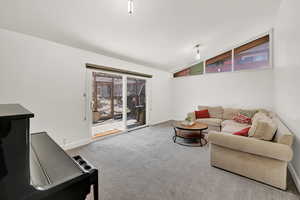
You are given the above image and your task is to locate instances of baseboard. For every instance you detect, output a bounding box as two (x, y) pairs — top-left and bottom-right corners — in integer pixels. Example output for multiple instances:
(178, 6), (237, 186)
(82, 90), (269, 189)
(63, 120), (171, 150)
(150, 120), (172, 126)
(288, 163), (300, 192)
(63, 138), (92, 150)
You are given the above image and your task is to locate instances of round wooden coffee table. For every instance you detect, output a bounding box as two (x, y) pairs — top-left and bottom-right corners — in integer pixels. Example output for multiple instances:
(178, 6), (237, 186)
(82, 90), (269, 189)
(173, 121), (208, 147)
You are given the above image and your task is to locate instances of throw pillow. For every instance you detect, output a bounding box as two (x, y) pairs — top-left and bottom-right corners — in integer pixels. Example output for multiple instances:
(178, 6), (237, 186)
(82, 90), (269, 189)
(248, 114), (278, 141)
(195, 109), (210, 119)
(239, 109), (258, 118)
(248, 112), (268, 136)
(251, 120), (277, 141)
(233, 127), (251, 137)
(233, 113), (252, 124)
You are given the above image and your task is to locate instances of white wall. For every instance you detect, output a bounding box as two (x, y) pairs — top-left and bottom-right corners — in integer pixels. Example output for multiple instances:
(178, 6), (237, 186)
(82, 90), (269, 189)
(171, 69), (274, 120)
(274, 0), (300, 183)
(0, 28), (172, 148)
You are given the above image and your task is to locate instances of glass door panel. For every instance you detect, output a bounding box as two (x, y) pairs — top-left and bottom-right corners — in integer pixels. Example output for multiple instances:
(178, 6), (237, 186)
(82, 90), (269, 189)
(91, 72), (124, 137)
(126, 77), (146, 129)
(97, 82), (113, 119)
(113, 78), (123, 120)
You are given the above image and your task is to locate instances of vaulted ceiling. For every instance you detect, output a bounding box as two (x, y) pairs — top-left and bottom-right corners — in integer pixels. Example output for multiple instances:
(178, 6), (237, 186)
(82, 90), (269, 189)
(0, 0), (282, 71)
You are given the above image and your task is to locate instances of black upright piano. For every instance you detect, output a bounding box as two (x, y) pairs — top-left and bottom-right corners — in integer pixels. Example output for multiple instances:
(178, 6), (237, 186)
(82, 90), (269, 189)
(0, 104), (99, 200)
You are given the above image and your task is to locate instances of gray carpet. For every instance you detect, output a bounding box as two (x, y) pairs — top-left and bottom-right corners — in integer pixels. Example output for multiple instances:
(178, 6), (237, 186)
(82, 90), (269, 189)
(68, 122), (299, 200)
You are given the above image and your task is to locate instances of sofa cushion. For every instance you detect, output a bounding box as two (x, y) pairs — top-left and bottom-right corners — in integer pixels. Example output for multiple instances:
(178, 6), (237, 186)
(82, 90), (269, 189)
(196, 118), (222, 127)
(221, 120), (251, 134)
(223, 108), (240, 120)
(250, 118), (278, 141)
(195, 109), (209, 119)
(198, 106), (223, 119)
(248, 112), (269, 136)
(208, 106), (223, 119)
(257, 108), (277, 118)
(273, 117), (293, 146)
(198, 105), (208, 110)
(239, 109), (258, 118)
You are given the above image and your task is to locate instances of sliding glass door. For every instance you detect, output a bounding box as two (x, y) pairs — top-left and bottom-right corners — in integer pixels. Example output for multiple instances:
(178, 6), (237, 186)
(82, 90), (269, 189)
(126, 77), (146, 129)
(88, 71), (148, 138)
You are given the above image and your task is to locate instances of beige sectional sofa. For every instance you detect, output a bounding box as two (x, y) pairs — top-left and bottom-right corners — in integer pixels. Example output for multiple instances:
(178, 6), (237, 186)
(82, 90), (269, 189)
(187, 106), (294, 190)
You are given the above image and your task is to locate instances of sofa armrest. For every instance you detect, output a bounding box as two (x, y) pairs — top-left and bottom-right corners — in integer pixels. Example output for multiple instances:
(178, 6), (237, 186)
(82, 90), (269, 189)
(207, 132), (293, 162)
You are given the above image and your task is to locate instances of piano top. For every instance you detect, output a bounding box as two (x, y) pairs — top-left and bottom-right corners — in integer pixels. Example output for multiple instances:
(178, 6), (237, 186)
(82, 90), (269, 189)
(0, 104), (96, 200)
(0, 104), (34, 120)
(30, 132), (84, 190)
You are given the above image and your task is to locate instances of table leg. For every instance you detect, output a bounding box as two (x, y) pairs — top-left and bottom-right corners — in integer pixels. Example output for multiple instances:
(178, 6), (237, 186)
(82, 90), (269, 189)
(173, 128), (177, 143)
(199, 130), (203, 146)
(200, 130), (207, 146)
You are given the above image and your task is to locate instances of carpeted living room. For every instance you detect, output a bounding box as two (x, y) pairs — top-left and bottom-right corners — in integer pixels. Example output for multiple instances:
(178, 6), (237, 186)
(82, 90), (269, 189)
(68, 121), (299, 200)
(0, 0), (300, 200)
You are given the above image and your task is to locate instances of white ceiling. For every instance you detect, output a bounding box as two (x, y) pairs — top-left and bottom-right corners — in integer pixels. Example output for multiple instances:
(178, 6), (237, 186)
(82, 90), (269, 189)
(0, 0), (281, 71)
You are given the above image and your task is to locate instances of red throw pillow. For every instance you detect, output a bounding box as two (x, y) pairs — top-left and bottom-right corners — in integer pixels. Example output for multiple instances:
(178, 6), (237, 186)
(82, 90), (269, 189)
(233, 113), (251, 124)
(195, 109), (210, 119)
(233, 127), (251, 137)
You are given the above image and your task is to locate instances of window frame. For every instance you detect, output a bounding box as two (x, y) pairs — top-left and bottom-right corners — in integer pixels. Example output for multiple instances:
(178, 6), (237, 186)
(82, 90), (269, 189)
(173, 30), (273, 78)
(233, 35), (271, 72)
(205, 50), (233, 74)
(173, 61), (204, 78)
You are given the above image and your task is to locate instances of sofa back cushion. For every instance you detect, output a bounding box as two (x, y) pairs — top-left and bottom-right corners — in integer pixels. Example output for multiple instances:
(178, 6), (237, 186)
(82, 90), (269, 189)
(223, 108), (240, 120)
(257, 108), (277, 119)
(198, 106), (223, 119)
(239, 109), (258, 118)
(248, 112), (268, 136)
(249, 112), (267, 124)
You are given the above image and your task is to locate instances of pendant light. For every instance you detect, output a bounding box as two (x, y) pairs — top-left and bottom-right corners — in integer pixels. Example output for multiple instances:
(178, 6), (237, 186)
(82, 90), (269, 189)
(128, 0), (133, 14)
(194, 44), (201, 60)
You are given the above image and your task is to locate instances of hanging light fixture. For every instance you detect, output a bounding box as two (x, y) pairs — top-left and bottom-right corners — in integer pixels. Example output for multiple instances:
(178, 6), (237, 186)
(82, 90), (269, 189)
(194, 44), (201, 60)
(128, 0), (133, 15)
